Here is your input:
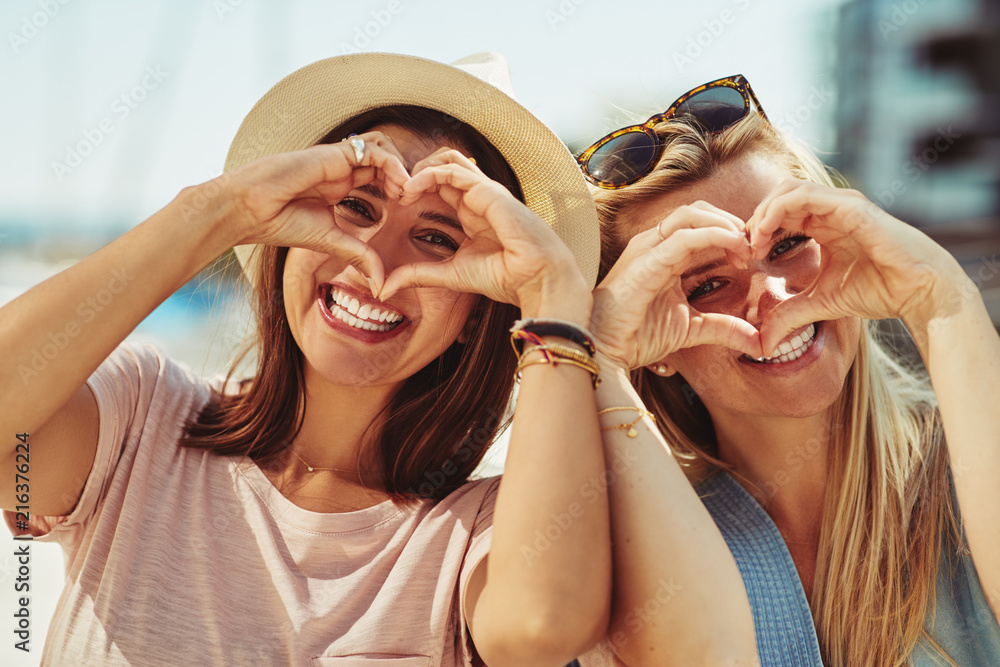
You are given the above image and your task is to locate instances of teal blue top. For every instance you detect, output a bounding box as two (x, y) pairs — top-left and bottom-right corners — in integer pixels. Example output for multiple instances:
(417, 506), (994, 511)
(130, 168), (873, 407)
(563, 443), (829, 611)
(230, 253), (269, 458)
(697, 471), (1000, 666)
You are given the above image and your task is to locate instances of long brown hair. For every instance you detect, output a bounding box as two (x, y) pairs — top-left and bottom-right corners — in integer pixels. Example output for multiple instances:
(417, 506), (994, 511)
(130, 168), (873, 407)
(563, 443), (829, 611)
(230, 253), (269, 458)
(181, 106), (522, 502)
(595, 113), (959, 666)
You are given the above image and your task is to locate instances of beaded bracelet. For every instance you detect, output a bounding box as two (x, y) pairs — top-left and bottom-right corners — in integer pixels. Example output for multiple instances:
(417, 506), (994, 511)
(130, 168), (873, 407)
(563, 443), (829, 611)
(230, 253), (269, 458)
(510, 318), (597, 357)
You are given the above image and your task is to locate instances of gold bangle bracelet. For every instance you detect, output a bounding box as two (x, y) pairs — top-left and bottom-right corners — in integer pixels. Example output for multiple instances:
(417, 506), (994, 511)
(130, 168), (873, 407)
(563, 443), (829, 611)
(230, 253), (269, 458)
(533, 342), (594, 367)
(525, 345), (601, 377)
(515, 355), (601, 388)
(597, 406), (656, 438)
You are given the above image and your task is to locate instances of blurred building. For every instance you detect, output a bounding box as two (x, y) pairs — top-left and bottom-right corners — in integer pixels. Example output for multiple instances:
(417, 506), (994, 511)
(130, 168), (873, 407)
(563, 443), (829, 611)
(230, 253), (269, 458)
(833, 0), (1000, 325)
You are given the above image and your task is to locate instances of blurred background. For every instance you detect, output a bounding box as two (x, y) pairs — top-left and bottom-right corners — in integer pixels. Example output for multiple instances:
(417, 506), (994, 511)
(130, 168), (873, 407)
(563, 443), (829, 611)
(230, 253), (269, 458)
(1, 0), (997, 664)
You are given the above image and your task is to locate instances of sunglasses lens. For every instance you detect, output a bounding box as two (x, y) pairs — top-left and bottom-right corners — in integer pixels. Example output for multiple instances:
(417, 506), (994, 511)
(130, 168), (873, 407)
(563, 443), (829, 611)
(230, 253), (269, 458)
(585, 129), (658, 186)
(675, 86), (747, 133)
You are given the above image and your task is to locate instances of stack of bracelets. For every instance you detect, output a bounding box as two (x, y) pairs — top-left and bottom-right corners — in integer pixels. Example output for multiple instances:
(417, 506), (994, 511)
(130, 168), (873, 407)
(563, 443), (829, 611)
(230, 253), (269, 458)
(509, 318), (601, 389)
(510, 319), (657, 437)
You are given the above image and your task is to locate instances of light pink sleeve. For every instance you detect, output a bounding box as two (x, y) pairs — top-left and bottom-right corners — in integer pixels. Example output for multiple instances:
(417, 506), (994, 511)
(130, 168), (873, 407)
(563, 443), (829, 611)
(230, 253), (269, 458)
(5, 342), (164, 544)
(457, 476), (501, 665)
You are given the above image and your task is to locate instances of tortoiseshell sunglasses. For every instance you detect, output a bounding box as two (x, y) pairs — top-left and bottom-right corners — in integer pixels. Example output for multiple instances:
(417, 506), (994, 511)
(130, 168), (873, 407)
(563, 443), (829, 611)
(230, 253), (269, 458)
(577, 74), (768, 189)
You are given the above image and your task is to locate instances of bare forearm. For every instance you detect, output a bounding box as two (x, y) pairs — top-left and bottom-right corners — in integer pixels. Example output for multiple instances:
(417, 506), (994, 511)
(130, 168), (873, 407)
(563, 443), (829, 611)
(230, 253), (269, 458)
(594, 362), (758, 665)
(0, 182), (236, 436)
(907, 278), (1000, 616)
(479, 301), (611, 663)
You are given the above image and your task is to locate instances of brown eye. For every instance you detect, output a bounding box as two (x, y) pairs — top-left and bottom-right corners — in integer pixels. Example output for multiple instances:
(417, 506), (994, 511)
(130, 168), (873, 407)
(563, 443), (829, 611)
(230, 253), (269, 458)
(334, 197), (376, 224)
(415, 230), (460, 254)
(687, 277), (725, 301)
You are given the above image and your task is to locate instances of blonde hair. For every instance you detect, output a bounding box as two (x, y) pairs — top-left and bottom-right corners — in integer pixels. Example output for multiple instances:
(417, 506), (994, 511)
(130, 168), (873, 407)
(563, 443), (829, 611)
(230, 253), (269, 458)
(595, 114), (960, 666)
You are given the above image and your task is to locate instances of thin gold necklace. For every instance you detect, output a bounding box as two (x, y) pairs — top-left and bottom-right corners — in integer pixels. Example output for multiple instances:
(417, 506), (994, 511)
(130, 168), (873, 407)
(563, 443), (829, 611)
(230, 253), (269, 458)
(288, 448), (364, 474)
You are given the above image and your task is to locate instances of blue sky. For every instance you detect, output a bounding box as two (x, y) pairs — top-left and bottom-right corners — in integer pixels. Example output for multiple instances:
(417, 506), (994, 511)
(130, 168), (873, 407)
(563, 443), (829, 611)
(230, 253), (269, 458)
(0, 0), (844, 234)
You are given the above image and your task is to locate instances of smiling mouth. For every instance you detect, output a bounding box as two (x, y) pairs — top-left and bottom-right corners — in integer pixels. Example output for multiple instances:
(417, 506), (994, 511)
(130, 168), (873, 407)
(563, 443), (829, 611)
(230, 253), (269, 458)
(743, 323), (818, 365)
(321, 285), (405, 333)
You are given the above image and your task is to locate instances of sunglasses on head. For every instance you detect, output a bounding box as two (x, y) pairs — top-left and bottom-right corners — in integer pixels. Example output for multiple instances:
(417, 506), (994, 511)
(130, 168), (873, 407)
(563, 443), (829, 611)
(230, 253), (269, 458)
(577, 74), (768, 189)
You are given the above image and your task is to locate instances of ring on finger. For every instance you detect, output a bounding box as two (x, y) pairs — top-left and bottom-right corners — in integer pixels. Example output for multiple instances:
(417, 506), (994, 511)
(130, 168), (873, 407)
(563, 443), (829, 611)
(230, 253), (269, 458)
(657, 219), (668, 241)
(347, 134), (365, 165)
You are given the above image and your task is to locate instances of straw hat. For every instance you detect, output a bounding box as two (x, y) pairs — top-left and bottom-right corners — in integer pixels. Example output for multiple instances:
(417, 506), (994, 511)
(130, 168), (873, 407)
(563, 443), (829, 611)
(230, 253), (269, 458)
(224, 52), (600, 288)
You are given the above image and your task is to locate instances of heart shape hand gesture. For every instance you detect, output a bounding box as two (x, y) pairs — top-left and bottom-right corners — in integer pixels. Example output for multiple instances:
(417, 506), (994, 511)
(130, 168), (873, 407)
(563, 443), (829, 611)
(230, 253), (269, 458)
(747, 179), (965, 354)
(591, 201), (762, 372)
(378, 148), (591, 322)
(227, 130), (414, 293)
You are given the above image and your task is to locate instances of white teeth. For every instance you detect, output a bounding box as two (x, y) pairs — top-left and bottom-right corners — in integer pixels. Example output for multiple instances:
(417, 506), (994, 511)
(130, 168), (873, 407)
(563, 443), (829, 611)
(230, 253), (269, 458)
(323, 286), (404, 333)
(752, 323), (818, 365)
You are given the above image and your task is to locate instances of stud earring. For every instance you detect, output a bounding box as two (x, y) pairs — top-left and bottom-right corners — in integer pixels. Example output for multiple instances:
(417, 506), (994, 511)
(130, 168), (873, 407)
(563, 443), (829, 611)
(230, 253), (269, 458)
(655, 364), (668, 375)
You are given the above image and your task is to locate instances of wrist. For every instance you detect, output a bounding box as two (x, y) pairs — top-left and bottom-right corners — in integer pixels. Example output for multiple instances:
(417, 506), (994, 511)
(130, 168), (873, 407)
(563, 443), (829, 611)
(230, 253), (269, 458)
(594, 351), (631, 378)
(175, 175), (245, 249)
(904, 274), (991, 354)
(518, 272), (593, 327)
(901, 266), (978, 335)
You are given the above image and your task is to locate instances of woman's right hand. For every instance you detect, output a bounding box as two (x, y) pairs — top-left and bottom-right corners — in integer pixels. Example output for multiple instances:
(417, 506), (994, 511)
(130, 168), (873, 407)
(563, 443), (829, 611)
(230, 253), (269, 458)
(590, 201), (762, 371)
(214, 131), (412, 291)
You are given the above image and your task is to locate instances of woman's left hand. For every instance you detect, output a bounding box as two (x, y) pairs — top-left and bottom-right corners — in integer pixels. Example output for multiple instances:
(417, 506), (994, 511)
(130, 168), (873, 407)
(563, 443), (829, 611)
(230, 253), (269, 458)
(378, 148), (591, 322)
(747, 179), (969, 353)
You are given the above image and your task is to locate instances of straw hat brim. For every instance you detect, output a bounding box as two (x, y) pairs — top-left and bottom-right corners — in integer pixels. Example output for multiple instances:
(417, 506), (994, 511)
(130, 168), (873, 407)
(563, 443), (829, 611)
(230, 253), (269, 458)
(224, 52), (600, 288)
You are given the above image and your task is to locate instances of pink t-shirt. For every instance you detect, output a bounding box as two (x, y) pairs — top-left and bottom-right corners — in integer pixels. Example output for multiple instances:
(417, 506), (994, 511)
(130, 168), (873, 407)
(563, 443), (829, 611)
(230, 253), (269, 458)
(8, 343), (498, 666)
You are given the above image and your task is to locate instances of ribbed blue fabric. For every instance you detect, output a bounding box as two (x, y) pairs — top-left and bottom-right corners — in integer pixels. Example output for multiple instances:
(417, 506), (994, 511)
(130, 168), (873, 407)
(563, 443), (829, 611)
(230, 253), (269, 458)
(697, 472), (824, 666)
(697, 471), (1000, 666)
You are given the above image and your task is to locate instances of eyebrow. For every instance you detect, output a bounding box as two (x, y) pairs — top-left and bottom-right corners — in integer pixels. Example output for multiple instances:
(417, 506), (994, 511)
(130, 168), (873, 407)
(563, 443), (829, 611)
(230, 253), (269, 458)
(358, 183), (387, 201)
(418, 210), (464, 233)
(681, 259), (728, 281)
(677, 227), (793, 280)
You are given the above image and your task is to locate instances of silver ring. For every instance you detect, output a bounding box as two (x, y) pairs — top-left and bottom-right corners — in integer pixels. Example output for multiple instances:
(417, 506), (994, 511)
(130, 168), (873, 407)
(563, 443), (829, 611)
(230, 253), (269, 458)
(347, 134), (365, 165)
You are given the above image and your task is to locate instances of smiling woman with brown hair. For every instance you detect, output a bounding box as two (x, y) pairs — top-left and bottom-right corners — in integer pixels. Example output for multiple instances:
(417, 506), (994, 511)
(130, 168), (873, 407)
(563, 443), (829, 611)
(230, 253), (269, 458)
(0, 52), (611, 665)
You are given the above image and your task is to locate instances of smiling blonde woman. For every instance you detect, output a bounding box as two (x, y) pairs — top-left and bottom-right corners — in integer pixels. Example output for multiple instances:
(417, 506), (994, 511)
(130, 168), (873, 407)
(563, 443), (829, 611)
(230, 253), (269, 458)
(578, 76), (1000, 666)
